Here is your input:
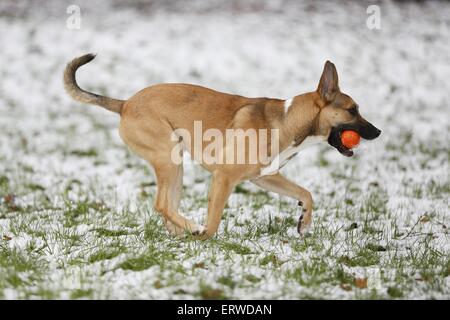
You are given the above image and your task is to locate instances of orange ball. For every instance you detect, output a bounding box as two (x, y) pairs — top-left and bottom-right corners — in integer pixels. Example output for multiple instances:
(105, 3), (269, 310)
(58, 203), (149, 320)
(341, 130), (360, 149)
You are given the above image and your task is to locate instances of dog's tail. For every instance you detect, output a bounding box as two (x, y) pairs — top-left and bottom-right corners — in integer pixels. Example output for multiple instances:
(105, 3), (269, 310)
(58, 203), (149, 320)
(63, 53), (124, 114)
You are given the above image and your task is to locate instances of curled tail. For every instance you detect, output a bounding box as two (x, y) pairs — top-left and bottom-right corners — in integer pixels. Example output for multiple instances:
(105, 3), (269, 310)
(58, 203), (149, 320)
(63, 53), (124, 114)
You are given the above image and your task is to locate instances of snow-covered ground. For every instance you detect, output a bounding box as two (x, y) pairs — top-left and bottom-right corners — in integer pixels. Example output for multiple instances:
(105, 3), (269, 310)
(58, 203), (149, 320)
(0, 0), (449, 299)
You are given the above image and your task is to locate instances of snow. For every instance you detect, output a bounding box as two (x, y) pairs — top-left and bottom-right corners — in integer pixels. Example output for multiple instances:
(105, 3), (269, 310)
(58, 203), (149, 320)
(0, 0), (449, 299)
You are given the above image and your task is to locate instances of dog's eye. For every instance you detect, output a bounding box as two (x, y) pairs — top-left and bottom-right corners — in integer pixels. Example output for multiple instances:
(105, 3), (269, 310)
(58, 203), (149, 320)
(347, 106), (358, 116)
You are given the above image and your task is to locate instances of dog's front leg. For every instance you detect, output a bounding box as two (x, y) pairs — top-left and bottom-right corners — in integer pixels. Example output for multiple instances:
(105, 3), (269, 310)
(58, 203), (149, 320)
(251, 173), (313, 236)
(195, 171), (239, 240)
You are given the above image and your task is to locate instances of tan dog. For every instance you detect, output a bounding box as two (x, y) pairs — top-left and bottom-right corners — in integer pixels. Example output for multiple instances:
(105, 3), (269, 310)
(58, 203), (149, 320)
(64, 54), (381, 239)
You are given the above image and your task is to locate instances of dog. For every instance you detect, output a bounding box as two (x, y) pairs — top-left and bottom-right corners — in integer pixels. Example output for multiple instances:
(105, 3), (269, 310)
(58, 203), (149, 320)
(64, 54), (381, 239)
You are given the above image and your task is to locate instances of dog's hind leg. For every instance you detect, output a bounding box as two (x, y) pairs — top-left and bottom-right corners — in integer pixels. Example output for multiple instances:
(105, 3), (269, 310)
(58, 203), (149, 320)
(195, 171), (241, 240)
(251, 173), (313, 236)
(162, 160), (188, 236)
(119, 118), (203, 236)
(151, 159), (205, 236)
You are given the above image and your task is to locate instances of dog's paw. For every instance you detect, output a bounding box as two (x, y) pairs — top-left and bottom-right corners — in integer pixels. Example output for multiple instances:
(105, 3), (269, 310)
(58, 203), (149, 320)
(165, 220), (186, 237)
(297, 214), (303, 234)
(297, 202), (312, 237)
(191, 224), (207, 236)
(297, 214), (311, 237)
(192, 225), (214, 240)
(298, 201), (307, 213)
(165, 220), (175, 233)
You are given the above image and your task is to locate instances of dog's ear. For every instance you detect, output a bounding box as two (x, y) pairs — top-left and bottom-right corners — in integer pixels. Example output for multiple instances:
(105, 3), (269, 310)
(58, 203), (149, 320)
(317, 61), (340, 103)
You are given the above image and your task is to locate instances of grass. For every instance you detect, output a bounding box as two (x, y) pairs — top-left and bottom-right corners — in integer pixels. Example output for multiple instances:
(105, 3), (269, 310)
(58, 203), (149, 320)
(2, 159), (447, 299)
(0, 0), (449, 300)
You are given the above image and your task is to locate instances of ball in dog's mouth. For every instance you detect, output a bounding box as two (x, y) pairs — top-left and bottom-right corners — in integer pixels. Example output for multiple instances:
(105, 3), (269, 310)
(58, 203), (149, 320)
(328, 127), (355, 157)
(341, 130), (361, 149)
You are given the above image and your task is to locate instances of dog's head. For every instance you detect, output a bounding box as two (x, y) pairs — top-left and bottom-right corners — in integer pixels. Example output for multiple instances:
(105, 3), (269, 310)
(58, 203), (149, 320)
(315, 61), (381, 157)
